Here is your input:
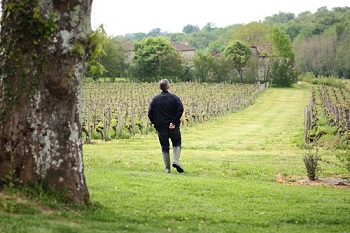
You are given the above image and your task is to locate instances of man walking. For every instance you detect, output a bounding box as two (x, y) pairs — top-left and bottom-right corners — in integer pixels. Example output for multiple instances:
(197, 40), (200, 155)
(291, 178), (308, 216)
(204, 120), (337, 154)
(148, 79), (184, 173)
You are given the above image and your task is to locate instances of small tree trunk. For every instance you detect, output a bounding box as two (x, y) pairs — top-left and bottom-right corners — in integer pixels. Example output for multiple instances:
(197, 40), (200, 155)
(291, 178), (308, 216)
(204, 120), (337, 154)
(0, 0), (93, 203)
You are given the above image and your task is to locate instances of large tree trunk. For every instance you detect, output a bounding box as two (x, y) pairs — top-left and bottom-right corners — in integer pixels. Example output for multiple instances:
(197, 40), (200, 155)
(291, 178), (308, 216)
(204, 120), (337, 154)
(0, 0), (93, 203)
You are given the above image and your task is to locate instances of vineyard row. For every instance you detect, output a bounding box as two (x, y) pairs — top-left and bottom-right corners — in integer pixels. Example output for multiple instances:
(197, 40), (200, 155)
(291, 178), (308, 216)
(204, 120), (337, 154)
(82, 82), (269, 142)
(304, 84), (350, 144)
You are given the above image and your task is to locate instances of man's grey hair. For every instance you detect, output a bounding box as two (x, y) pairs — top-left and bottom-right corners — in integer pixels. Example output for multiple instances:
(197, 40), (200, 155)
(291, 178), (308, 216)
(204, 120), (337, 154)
(159, 79), (170, 91)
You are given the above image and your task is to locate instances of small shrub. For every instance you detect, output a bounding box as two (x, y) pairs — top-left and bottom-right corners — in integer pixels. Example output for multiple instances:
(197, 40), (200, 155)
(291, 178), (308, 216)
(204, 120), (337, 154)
(303, 150), (321, 181)
(1, 165), (20, 189)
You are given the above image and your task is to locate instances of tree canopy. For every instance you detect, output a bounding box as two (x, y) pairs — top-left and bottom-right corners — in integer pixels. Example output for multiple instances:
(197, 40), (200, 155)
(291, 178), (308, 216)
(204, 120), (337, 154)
(130, 37), (182, 82)
(268, 27), (297, 87)
(224, 40), (252, 83)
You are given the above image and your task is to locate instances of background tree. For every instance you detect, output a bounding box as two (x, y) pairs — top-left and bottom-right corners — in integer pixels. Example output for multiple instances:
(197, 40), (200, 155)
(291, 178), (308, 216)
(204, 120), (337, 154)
(0, 0), (93, 203)
(268, 27), (297, 87)
(99, 37), (128, 80)
(231, 22), (271, 46)
(148, 28), (162, 37)
(86, 26), (108, 81)
(193, 52), (215, 82)
(224, 40), (252, 83)
(131, 37), (182, 82)
(202, 22), (216, 32)
(124, 32), (147, 41)
(294, 34), (336, 76)
(270, 27), (295, 60)
(210, 55), (233, 83)
(244, 56), (261, 84)
(335, 31), (350, 78)
(182, 24), (200, 34)
(187, 30), (216, 51)
(268, 58), (296, 87)
(264, 12), (295, 24)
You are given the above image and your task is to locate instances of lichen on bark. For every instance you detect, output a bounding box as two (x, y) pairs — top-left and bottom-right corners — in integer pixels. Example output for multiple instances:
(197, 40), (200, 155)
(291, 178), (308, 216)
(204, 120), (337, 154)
(0, 0), (93, 203)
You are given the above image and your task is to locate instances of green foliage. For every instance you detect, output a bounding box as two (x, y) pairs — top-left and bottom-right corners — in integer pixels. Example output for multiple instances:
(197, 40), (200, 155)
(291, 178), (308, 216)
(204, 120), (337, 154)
(336, 149), (350, 176)
(244, 56), (261, 84)
(1, 165), (19, 189)
(224, 40), (252, 82)
(264, 12), (296, 24)
(131, 37), (182, 82)
(270, 27), (295, 60)
(192, 52), (214, 82)
(202, 22), (216, 32)
(289, 7), (350, 77)
(98, 38), (127, 78)
(335, 31), (350, 78)
(300, 73), (345, 88)
(192, 52), (233, 83)
(268, 58), (297, 87)
(87, 26), (108, 79)
(293, 34), (337, 77)
(186, 30), (216, 51)
(182, 24), (200, 34)
(268, 27), (297, 87)
(303, 150), (321, 181)
(148, 28), (162, 37)
(231, 22), (271, 46)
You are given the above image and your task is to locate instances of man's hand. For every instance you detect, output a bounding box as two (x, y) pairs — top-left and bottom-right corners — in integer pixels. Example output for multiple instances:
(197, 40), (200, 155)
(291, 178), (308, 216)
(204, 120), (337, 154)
(169, 123), (175, 129)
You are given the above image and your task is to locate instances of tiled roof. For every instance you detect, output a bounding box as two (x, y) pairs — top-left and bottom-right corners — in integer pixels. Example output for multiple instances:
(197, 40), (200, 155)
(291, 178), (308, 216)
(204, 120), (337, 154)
(172, 42), (196, 51)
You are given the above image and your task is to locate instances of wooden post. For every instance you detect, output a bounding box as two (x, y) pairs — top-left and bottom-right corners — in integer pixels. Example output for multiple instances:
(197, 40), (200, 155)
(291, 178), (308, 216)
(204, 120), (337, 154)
(87, 108), (91, 144)
(117, 107), (123, 138)
(103, 109), (108, 141)
(304, 106), (310, 143)
(131, 108), (136, 136)
(345, 108), (350, 131)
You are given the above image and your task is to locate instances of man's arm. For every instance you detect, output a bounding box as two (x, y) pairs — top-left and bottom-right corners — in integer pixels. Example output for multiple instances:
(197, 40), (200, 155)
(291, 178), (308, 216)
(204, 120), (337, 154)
(148, 102), (154, 124)
(171, 97), (184, 126)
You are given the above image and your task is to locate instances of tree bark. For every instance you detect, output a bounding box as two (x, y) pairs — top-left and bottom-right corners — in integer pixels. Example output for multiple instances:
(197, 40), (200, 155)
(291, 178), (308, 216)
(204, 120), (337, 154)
(0, 0), (93, 203)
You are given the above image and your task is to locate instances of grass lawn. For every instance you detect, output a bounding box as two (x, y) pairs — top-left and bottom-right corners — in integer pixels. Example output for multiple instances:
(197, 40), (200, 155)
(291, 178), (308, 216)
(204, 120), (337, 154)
(1, 83), (350, 232)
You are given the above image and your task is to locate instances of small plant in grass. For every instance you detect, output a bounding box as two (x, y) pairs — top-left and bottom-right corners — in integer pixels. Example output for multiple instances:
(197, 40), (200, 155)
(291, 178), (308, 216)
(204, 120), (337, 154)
(303, 149), (321, 181)
(1, 164), (20, 190)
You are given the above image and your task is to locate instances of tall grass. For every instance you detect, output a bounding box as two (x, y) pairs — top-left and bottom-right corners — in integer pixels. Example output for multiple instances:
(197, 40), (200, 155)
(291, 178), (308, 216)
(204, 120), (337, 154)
(1, 83), (350, 232)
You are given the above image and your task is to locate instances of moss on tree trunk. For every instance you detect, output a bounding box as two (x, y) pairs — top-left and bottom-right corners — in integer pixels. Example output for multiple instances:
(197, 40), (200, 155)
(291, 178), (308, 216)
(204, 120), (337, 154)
(0, 0), (93, 203)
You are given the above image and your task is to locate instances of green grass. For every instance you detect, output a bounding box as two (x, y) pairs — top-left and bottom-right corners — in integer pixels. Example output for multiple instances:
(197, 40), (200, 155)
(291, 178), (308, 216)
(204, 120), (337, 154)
(1, 82), (350, 232)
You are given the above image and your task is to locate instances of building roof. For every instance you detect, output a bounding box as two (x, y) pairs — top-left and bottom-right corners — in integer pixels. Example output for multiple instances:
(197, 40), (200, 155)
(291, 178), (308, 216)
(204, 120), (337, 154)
(172, 42), (196, 52)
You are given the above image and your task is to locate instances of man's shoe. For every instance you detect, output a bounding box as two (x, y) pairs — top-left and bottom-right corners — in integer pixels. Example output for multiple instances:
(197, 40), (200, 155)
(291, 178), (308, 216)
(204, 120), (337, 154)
(172, 162), (184, 173)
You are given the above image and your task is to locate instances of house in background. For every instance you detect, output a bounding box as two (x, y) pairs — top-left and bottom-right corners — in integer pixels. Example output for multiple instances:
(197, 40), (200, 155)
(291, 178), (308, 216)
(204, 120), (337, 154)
(120, 40), (134, 64)
(251, 45), (272, 81)
(171, 42), (196, 60)
(120, 40), (196, 64)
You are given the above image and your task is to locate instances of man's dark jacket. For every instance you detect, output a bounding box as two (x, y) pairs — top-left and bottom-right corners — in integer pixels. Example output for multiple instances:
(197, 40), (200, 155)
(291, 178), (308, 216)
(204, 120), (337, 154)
(148, 90), (184, 130)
